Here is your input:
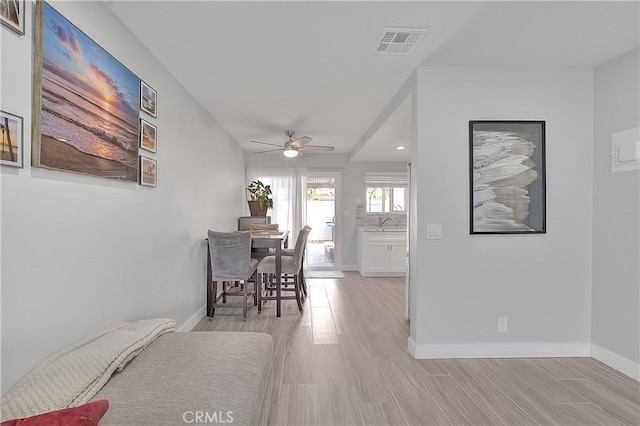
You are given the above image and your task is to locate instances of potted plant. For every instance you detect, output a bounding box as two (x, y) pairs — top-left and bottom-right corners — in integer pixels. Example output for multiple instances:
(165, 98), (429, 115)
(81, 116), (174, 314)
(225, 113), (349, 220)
(246, 180), (273, 217)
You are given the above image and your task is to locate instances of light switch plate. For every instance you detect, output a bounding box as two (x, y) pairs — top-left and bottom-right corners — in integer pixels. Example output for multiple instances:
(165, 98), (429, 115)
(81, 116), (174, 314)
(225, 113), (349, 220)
(426, 224), (442, 240)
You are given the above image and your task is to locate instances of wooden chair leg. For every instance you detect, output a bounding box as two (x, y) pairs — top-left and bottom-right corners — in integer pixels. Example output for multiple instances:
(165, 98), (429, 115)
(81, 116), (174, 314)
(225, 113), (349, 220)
(294, 276), (303, 312)
(300, 268), (308, 298)
(253, 271), (258, 307)
(276, 274), (281, 318)
(242, 280), (248, 322)
(222, 281), (227, 304)
(257, 273), (263, 313)
(207, 280), (216, 318)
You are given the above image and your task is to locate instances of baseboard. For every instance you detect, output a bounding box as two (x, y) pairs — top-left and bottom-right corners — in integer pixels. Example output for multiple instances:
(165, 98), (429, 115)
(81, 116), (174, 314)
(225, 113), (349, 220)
(411, 342), (591, 359)
(591, 344), (640, 381)
(341, 265), (358, 272)
(408, 336), (417, 357)
(177, 304), (205, 332)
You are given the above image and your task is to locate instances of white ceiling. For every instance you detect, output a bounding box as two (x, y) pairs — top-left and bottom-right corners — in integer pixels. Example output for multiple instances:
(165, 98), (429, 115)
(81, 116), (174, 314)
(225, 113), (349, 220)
(108, 1), (639, 162)
(351, 95), (412, 162)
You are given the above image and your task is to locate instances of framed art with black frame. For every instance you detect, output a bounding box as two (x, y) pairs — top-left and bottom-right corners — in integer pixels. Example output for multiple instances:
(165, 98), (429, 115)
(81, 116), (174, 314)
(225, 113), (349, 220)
(139, 118), (157, 153)
(0, 110), (24, 168)
(1, 0), (25, 36)
(469, 120), (546, 234)
(139, 155), (157, 187)
(140, 80), (157, 118)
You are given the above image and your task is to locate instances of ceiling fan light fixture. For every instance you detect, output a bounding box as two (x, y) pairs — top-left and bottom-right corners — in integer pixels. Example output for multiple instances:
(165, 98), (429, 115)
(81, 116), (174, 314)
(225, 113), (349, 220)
(251, 130), (334, 157)
(283, 147), (299, 158)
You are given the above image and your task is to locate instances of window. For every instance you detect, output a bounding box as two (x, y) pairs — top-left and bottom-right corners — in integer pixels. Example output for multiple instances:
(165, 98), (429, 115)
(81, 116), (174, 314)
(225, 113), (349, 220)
(364, 172), (408, 213)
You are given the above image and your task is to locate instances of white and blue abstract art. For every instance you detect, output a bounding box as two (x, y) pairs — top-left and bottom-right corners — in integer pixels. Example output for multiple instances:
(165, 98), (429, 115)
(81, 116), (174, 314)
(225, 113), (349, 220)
(469, 121), (546, 234)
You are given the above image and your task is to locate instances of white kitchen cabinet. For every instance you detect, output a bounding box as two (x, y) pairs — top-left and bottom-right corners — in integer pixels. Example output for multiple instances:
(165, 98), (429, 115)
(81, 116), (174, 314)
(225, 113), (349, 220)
(361, 241), (389, 274)
(388, 240), (407, 274)
(357, 229), (407, 277)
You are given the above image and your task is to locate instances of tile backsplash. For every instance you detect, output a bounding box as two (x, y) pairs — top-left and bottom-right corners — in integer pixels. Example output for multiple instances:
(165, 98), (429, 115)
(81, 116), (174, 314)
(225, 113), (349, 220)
(355, 204), (407, 228)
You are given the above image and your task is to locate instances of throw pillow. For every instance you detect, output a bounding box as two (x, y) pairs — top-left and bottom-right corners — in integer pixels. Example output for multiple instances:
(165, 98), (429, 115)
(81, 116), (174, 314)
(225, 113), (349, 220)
(1, 399), (109, 426)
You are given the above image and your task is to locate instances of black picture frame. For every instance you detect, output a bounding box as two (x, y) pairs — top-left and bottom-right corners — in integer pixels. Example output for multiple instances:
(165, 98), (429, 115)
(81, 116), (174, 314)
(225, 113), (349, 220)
(0, 110), (24, 168)
(140, 80), (157, 118)
(139, 118), (157, 153)
(139, 155), (157, 187)
(1, 0), (25, 36)
(469, 120), (546, 234)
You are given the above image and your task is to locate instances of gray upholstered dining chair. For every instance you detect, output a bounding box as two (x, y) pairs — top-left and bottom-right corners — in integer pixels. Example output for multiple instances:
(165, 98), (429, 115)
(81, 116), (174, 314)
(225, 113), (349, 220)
(207, 230), (258, 321)
(279, 225), (311, 300)
(257, 226), (311, 314)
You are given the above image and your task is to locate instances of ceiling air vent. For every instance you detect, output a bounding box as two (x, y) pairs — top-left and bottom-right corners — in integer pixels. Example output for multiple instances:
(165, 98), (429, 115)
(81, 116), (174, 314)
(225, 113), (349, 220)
(374, 28), (428, 55)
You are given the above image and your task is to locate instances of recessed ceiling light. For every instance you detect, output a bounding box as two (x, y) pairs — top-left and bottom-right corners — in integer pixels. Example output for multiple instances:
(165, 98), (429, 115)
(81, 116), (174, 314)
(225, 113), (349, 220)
(395, 146), (406, 150)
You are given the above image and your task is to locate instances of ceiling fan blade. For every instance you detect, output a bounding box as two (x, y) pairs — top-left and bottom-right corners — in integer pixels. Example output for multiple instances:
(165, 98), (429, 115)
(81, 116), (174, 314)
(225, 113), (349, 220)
(253, 148), (284, 154)
(301, 145), (335, 151)
(250, 140), (282, 147)
(291, 136), (313, 148)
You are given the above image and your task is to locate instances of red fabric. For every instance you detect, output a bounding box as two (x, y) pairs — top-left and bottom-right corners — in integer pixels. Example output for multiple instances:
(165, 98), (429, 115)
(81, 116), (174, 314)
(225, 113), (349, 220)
(1, 400), (109, 426)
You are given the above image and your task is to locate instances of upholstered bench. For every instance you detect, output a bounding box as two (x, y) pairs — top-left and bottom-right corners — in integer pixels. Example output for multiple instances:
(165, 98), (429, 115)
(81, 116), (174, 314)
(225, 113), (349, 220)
(92, 331), (273, 425)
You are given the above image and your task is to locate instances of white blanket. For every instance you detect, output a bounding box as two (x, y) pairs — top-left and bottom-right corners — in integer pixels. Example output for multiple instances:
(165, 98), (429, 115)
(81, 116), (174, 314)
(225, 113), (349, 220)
(1, 318), (176, 421)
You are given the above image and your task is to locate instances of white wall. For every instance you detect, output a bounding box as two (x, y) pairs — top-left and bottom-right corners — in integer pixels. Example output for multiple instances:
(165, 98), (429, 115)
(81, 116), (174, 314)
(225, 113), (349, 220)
(0, 1), (246, 392)
(244, 154), (406, 269)
(592, 48), (640, 367)
(411, 66), (594, 356)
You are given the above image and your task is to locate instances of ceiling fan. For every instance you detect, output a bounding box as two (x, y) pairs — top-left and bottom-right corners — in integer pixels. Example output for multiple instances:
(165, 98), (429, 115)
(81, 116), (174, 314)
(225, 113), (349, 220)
(250, 130), (335, 158)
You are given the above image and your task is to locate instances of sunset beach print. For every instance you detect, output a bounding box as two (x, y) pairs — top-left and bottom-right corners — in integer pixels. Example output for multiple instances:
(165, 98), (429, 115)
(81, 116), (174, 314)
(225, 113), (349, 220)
(0, 0), (23, 34)
(39, 3), (139, 181)
(140, 119), (157, 152)
(140, 156), (157, 187)
(140, 81), (157, 117)
(0, 112), (22, 167)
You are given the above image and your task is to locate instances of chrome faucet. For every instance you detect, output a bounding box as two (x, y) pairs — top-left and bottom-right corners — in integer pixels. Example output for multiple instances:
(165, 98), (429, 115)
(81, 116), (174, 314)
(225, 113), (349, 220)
(378, 217), (392, 228)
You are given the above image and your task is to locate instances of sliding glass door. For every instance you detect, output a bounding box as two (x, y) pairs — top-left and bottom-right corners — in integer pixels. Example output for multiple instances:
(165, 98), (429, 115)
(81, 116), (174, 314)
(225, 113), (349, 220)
(305, 171), (341, 270)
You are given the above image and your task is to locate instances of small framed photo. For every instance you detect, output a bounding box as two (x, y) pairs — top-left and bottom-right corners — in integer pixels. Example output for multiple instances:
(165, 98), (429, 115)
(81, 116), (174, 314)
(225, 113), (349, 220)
(1, 0), (25, 36)
(139, 155), (157, 187)
(140, 118), (157, 153)
(0, 110), (24, 168)
(140, 80), (157, 117)
(469, 120), (546, 234)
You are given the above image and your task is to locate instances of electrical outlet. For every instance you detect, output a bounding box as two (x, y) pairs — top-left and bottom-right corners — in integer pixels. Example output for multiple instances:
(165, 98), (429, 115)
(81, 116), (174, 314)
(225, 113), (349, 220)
(497, 317), (508, 333)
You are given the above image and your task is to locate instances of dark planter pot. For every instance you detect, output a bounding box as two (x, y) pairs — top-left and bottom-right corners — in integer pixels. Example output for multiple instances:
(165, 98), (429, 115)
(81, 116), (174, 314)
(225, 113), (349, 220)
(247, 200), (268, 217)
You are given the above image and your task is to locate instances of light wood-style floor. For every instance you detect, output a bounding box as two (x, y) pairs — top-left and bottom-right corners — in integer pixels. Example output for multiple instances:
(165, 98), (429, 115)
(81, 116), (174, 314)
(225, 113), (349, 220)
(193, 272), (640, 426)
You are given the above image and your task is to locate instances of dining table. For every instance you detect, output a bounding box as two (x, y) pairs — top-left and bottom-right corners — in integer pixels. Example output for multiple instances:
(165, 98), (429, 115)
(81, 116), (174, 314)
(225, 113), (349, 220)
(206, 230), (289, 318)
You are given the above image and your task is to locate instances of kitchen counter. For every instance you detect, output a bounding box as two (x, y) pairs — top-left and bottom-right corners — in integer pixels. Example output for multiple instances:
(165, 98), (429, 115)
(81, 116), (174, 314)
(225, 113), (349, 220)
(358, 227), (406, 233)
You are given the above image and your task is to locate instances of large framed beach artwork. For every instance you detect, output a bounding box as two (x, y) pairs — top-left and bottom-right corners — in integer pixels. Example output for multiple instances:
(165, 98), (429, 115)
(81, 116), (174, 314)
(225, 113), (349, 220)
(31, 2), (140, 182)
(469, 120), (546, 234)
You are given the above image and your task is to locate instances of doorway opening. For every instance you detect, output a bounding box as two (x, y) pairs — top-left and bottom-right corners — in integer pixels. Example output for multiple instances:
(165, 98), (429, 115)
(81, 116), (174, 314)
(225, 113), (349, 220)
(305, 172), (340, 269)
